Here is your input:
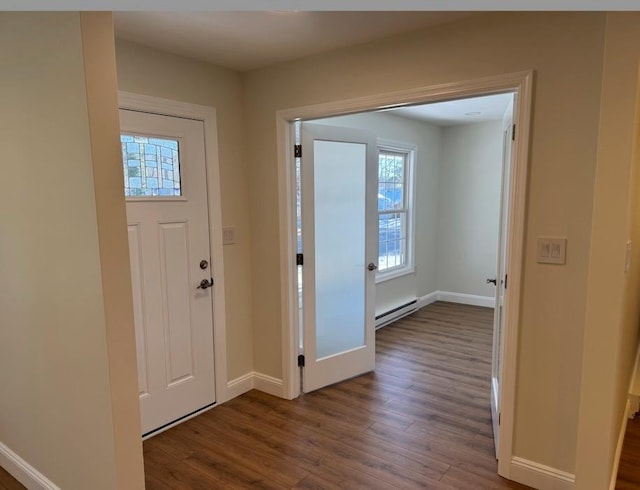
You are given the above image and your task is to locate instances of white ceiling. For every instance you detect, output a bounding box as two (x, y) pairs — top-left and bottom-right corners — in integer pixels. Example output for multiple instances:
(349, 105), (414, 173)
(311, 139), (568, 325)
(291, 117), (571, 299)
(388, 93), (514, 126)
(113, 11), (476, 72)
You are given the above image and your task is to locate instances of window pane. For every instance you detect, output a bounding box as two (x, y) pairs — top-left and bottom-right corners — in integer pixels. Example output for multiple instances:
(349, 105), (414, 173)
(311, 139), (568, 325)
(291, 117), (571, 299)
(121, 134), (182, 197)
(378, 233), (388, 270)
(378, 211), (407, 272)
(378, 151), (404, 211)
(378, 148), (409, 273)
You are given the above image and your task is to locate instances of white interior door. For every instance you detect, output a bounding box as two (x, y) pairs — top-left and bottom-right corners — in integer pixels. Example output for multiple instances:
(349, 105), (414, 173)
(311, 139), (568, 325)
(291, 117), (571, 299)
(491, 95), (514, 455)
(120, 109), (216, 435)
(300, 123), (377, 393)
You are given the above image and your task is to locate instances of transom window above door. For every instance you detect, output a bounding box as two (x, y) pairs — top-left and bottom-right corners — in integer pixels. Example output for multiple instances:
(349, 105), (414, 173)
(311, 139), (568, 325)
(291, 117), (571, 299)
(377, 142), (415, 281)
(121, 134), (182, 197)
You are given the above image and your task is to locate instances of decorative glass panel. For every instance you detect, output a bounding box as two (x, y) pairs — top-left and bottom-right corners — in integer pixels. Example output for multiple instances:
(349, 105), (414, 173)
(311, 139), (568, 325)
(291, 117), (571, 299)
(121, 134), (182, 197)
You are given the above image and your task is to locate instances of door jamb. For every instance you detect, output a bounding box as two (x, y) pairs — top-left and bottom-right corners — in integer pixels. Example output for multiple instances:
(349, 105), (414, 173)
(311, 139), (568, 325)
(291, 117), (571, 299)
(275, 71), (534, 479)
(118, 91), (229, 405)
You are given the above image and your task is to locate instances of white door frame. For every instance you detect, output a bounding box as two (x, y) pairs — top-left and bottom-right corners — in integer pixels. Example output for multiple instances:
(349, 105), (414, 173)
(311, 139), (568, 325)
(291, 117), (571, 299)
(119, 92), (230, 408)
(275, 71), (534, 479)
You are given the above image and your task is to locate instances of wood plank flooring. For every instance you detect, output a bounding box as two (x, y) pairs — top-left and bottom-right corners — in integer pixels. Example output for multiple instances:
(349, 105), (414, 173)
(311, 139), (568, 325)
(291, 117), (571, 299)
(0, 467), (24, 490)
(4, 301), (640, 488)
(616, 415), (640, 489)
(144, 301), (530, 489)
(0, 302), (530, 488)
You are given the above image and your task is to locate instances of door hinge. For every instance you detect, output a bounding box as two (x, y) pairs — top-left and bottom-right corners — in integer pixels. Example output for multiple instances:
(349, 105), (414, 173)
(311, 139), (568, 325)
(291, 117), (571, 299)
(512, 124), (516, 141)
(294, 144), (302, 158)
(298, 354), (305, 367)
(499, 412), (501, 425)
(504, 273), (508, 290)
(296, 253), (304, 266)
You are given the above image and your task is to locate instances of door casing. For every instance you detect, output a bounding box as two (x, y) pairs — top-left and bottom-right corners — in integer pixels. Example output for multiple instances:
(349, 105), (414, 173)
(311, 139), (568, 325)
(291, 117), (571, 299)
(275, 71), (534, 480)
(118, 92), (231, 427)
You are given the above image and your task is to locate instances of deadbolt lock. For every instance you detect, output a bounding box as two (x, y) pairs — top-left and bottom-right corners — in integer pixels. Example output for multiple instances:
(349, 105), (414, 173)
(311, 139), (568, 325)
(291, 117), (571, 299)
(200, 260), (209, 270)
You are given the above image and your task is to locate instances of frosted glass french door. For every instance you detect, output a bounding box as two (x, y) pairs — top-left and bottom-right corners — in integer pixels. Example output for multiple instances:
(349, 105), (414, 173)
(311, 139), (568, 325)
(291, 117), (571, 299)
(300, 123), (377, 393)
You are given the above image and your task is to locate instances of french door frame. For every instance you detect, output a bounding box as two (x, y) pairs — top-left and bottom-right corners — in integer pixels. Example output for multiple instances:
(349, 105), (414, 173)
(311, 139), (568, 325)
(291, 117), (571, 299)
(275, 71), (534, 479)
(118, 92), (231, 418)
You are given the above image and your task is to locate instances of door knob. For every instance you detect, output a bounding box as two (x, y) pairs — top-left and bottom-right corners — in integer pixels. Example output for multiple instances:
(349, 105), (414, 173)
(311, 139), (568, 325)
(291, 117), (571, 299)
(197, 278), (214, 290)
(368, 263), (378, 271)
(486, 278), (497, 285)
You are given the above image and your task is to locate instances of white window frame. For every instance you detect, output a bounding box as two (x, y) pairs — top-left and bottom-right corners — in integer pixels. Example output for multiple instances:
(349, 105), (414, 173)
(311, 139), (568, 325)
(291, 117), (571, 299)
(376, 139), (416, 283)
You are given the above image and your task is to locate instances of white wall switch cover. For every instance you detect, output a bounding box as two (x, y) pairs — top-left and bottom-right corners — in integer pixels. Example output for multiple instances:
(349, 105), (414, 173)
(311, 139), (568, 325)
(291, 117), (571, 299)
(222, 226), (236, 245)
(537, 237), (567, 264)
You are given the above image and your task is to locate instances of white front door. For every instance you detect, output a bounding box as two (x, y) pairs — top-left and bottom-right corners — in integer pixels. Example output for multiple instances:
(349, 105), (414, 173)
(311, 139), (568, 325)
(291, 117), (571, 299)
(300, 123), (378, 393)
(120, 109), (216, 435)
(491, 95), (515, 456)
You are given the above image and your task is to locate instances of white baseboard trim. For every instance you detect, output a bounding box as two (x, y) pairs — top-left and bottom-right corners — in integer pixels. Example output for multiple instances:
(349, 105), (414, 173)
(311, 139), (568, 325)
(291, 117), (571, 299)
(437, 291), (495, 308)
(510, 457), (574, 490)
(417, 291), (439, 309)
(416, 291), (495, 308)
(253, 372), (285, 397)
(0, 442), (60, 490)
(225, 372), (255, 400)
(226, 371), (285, 401)
(609, 398), (632, 490)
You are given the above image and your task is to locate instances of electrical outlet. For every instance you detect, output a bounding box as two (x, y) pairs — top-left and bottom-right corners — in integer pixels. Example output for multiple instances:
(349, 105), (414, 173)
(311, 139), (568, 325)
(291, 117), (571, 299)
(537, 237), (566, 265)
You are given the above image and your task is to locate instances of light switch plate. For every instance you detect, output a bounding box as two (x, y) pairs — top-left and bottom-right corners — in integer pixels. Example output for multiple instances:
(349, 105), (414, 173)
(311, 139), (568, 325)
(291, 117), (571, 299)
(222, 226), (236, 245)
(537, 237), (567, 265)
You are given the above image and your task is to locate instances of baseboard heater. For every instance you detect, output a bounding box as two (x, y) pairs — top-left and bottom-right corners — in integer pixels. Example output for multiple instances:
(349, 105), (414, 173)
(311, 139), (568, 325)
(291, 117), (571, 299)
(375, 299), (418, 330)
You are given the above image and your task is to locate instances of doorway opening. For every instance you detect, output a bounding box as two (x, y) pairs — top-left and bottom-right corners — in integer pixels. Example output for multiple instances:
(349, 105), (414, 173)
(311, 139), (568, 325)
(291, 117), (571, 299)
(277, 72), (533, 479)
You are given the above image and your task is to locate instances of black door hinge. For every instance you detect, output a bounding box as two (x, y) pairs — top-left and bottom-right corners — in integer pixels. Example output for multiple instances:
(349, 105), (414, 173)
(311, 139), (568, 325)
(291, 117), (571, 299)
(504, 274), (508, 290)
(298, 354), (305, 367)
(294, 144), (302, 158)
(512, 124), (516, 141)
(296, 253), (303, 266)
(499, 412), (501, 425)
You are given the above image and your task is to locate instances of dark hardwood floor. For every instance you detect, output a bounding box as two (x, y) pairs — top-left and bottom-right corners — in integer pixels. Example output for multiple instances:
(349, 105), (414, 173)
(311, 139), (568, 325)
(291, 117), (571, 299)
(144, 301), (530, 489)
(616, 414), (640, 489)
(0, 467), (24, 490)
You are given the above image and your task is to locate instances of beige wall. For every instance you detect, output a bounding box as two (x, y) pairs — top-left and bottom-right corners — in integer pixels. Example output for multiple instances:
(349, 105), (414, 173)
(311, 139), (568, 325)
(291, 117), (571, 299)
(437, 121), (503, 297)
(575, 13), (640, 489)
(243, 12), (606, 474)
(115, 40), (254, 381)
(0, 12), (142, 488)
